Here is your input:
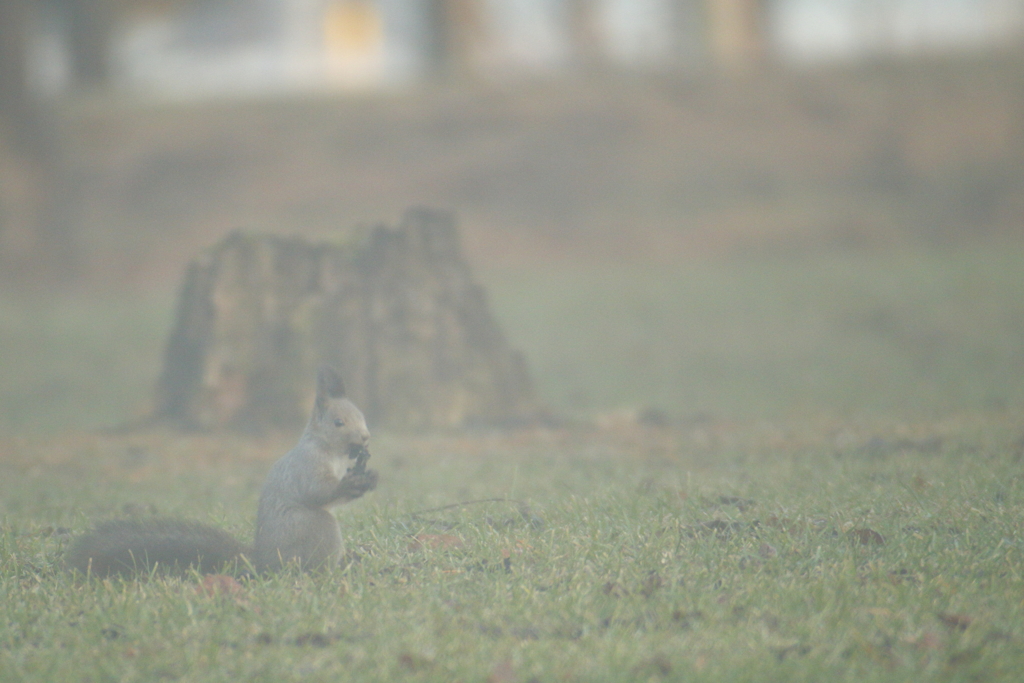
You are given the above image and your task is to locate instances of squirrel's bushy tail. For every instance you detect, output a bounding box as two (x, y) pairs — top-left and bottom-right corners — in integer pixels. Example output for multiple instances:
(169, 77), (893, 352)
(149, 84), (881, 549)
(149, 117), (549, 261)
(67, 518), (249, 577)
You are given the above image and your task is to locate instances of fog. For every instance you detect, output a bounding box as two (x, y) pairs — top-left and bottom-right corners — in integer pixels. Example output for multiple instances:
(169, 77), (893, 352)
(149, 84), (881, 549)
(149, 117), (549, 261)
(2, 0), (1024, 433)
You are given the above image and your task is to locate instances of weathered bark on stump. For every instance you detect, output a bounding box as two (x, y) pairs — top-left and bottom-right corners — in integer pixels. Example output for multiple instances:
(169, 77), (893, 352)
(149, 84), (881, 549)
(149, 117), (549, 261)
(155, 208), (535, 431)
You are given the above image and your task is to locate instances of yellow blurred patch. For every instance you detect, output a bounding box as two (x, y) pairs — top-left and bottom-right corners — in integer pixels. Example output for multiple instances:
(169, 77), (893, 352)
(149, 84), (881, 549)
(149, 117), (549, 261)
(324, 1), (383, 56)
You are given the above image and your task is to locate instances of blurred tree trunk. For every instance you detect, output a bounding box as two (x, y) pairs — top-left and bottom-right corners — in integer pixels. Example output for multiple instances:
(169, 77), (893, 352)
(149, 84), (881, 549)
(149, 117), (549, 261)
(673, 0), (710, 66)
(705, 0), (768, 72)
(0, 0), (40, 152)
(566, 0), (604, 72)
(425, 0), (487, 79)
(62, 0), (118, 87)
(54, 0), (197, 90)
(0, 0), (71, 281)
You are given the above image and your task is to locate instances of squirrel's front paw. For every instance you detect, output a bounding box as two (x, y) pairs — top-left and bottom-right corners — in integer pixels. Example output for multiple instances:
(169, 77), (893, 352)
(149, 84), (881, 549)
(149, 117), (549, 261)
(358, 469), (379, 492)
(340, 469), (378, 498)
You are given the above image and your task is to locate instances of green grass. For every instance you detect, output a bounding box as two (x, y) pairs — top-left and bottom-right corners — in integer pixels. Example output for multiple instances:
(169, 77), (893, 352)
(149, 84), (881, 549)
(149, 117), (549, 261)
(2, 246), (1023, 433)
(0, 289), (175, 433)
(484, 245), (1024, 421)
(2, 423), (1023, 682)
(2, 245), (1024, 680)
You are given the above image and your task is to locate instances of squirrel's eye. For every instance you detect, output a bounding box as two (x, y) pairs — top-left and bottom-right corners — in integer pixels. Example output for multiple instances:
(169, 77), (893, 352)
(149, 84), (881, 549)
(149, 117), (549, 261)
(334, 419), (345, 428)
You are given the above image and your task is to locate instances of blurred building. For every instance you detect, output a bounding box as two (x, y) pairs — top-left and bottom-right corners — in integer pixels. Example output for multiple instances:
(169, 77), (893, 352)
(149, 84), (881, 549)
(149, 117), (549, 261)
(22, 0), (1024, 98)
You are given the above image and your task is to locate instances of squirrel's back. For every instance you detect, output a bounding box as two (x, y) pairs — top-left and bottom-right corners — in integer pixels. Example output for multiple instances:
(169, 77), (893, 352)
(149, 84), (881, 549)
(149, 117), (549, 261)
(67, 518), (247, 577)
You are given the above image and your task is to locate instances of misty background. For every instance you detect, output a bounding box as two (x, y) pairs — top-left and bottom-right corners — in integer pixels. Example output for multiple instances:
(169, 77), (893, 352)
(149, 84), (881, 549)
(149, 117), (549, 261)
(2, 0), (1024, 433)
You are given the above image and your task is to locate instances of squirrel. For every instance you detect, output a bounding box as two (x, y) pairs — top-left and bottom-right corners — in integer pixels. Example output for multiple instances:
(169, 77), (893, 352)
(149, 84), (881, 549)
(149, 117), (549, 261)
(67, 366), (379, 576)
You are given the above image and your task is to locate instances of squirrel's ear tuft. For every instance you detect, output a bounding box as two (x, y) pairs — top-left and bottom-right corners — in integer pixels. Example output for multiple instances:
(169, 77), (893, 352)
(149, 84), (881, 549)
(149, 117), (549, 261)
(316, 365), (346, 403)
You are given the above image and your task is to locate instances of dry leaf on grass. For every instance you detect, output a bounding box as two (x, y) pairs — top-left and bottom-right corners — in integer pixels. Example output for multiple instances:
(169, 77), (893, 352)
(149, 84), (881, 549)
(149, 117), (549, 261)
(196, 574), (244, 598)
(938, 612), (973, 631)
(850, 528), (885, 545)
(408, 533), (464, 551)
(487, 659), (517, 683)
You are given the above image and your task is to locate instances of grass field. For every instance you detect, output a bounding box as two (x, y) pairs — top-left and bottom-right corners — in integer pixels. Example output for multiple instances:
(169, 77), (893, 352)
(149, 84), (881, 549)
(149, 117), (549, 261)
(2, 420), (1023, 681)
(487, 246), (1024, 421)
(2, 245), (1024, 681)
(2, 246), (1023, 433)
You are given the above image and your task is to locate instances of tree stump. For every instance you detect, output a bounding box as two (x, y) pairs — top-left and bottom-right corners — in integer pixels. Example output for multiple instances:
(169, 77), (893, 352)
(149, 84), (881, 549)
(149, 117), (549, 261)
(155, 208), (535, 431)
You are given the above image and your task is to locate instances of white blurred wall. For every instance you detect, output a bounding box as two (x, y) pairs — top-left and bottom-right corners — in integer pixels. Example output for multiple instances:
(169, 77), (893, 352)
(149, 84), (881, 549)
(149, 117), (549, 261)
(775, 0), (1024, 63)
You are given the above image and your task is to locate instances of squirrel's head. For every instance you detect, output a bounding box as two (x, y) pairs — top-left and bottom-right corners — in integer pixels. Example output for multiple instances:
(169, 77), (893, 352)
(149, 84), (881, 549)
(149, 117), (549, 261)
(311, 366), (370, 453)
